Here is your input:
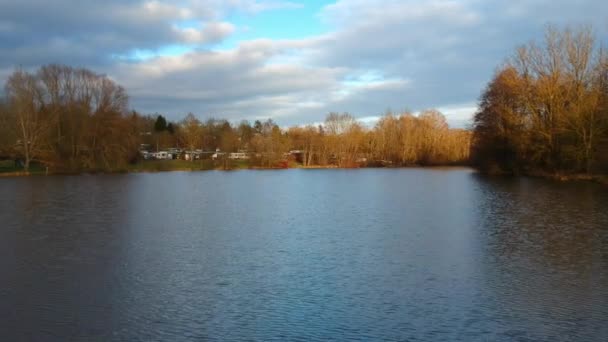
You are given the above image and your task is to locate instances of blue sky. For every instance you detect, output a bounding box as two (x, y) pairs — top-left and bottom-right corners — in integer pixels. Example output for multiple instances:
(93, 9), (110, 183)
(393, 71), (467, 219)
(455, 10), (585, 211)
(124, 0), (331, 58)
(223, 0), (330, 43)
(1, 0), (607, 127)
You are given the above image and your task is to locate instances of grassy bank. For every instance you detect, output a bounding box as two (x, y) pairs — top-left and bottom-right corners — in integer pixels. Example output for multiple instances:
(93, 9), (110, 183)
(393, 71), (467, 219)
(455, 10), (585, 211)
(527, 171), (608, 186)
(477, 166), (608, 186)
(0, 159), (280, 176)
(127, 159), (255, 172)
(2, 158), (606, 186)
(128, 160), (216, 172)
(0, 159), (22, 173)
(0, 160), (47, 176)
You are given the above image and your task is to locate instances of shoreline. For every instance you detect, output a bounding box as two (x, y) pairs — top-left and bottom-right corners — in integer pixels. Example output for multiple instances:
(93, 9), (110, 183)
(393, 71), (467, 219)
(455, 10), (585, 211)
(477, 169), (608, 186)
(0, 163), (471, 177)
(527, 171), (608, 186)
(2, 164), (606, 186)
(0, 171), (35, 177)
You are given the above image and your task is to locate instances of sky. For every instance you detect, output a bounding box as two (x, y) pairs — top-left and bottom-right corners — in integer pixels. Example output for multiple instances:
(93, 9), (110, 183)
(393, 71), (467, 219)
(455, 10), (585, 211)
(1, 0), (607, 127)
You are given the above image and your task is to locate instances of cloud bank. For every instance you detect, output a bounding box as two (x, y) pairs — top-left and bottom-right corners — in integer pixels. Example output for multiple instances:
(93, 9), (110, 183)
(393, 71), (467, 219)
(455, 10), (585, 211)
(1, 0), (607, 126)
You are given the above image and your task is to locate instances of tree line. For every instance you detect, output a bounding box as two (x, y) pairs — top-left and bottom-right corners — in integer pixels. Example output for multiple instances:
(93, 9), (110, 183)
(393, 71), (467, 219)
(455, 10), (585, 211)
(472, 26), (608, 175)
(0, 65), (137, 172)
(0, 65), (470, 172)
(135, 110), (470, 168)
(3, 26), (606, 176)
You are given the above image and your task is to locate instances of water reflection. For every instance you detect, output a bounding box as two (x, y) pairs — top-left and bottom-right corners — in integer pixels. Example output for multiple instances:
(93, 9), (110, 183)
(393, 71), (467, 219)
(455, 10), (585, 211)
(0, 169), (606, 341)
(472, 174), (608, 340)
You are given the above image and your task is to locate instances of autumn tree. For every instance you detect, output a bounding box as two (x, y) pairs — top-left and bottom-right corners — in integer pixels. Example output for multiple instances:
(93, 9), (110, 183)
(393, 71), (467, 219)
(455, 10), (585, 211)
(4, 69), (53, 171)
(2, 64), (141, 172)
(473, 25), (608, 174)
(378, 110), (470, 166)
(471, 66), (528, 173)
(324, 112), (364, 166)
(287, 125), (320, 166)
(179, 113), (203, 154)
(219, 121), (239, 153)
(237, 120), (254, 150)
(2, 64), (476, 173)
(0, 98), (15, 156)
(249, 119), (288, 167)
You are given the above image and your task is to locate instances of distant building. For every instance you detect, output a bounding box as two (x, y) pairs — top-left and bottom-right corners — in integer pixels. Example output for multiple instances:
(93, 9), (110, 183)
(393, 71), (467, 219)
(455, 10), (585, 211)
(228, 152), (250, 160)
(211, 152), (225, 160)
(184, 150), (203, 161)
(153, 151), (170, 160)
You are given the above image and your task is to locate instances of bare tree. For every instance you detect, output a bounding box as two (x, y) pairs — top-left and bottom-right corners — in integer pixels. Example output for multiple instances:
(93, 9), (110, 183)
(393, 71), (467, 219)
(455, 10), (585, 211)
(5, 69), (53, 171)
(473, 25), (608, 174)
(180, 113), (203, 157)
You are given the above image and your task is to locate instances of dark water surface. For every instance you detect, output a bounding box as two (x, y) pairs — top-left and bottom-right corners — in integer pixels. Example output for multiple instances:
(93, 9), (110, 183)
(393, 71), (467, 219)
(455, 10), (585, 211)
(1, 168), (607, 341)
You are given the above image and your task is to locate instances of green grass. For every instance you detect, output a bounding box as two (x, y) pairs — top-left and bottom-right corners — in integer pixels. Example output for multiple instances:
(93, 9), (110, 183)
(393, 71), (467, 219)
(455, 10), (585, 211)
(128, 159), (219, 172)
(1, 158), (300, 175)
(0, 160), (18, 173)
(1, 159), (257, 175)
(0, 160), (46, 174)
(128, 159), (262, 172)
(226, 160), (251, 170)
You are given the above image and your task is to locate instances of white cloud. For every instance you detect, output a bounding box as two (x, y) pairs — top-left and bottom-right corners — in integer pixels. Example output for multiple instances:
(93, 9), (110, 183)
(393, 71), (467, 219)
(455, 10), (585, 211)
(173, 22), (235, 44)
(1, 0), (607, 127)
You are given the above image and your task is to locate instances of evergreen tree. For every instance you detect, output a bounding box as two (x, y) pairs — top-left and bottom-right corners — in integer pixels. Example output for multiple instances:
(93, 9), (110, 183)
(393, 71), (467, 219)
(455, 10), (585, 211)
(154, 115), (167, 132)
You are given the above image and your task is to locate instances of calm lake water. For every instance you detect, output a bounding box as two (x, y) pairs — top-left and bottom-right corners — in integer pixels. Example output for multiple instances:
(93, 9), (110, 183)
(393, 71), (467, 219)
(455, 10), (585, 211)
(1, 168), (607, 341)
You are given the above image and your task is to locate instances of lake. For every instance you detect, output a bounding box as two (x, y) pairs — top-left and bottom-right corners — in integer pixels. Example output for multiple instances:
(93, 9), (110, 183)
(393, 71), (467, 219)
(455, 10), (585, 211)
(1, 168), (607, 341)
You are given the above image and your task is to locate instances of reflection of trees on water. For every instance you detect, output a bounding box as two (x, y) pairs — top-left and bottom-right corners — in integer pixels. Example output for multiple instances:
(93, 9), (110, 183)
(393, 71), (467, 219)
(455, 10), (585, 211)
(473, 175), (608, 269)
(471, 175), (608, 340)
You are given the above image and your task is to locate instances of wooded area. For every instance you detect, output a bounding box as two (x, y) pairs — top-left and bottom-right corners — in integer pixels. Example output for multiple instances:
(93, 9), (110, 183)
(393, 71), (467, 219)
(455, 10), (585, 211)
(472, 26), (608, 175)
(0, 65), (136, 172)
(3, 26), (606, 177)
(0, 65), (470, 172)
